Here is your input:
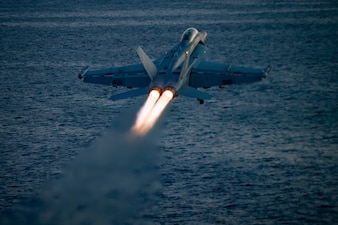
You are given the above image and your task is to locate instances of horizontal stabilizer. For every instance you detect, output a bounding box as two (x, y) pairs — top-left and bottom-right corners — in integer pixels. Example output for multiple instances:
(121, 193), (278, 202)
(110, 88), (148, 101)
(178, 86), (212, 100)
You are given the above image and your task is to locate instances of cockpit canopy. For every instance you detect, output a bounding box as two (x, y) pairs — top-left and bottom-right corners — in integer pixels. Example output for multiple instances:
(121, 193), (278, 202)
(180, 27), (199, 43)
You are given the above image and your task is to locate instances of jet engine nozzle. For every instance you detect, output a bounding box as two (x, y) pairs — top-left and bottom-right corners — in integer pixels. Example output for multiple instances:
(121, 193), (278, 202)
(150, 86), (162, 95)
(164, 86), (177, 98)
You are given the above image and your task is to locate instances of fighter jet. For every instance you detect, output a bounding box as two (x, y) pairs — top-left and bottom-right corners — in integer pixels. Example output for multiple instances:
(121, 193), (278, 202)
(78, 27), (272, 104)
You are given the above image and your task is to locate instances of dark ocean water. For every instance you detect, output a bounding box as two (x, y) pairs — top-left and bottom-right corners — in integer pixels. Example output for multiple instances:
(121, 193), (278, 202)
(1, 0), (338, 224)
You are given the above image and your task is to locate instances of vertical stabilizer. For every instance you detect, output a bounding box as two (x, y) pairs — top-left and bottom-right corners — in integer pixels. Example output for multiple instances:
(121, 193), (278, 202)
(136, 47), (158, 81)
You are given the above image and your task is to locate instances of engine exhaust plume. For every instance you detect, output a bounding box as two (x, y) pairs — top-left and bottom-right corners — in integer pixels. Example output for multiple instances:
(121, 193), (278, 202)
(132, 89), (174, 136)
(132, 89), (160, 132)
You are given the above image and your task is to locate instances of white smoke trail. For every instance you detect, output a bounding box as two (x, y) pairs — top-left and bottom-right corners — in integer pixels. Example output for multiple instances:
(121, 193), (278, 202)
(2, 108), (162, 225)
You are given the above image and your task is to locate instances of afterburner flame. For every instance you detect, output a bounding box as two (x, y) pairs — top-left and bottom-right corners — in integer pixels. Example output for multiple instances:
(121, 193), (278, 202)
(132, 90), (160, 132)
(132, 89), (174, 136)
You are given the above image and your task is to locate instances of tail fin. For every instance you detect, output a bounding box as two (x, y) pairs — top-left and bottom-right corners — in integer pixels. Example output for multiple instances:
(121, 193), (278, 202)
(178, 86), (212, 100)
(136, 47), (157, 81)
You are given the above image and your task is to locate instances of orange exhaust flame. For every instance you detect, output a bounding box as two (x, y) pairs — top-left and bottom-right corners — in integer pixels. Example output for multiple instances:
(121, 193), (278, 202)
(132, 89), (160, 132)
(132, 90), (174, 136)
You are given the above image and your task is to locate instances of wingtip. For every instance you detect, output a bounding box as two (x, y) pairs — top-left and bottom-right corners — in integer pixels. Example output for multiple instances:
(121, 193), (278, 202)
(78, 66), (90, 79)
(264, 65), (273, 77)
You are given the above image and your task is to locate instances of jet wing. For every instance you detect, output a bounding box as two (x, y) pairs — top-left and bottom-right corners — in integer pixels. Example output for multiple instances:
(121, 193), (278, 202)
(189, 61), (272, 88)
(79, 63), (151, 88)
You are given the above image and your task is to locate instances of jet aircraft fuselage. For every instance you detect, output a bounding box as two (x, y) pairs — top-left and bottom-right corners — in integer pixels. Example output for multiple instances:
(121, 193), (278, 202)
(78, 27), (272, 135)
(148, 28), (207, 98)
(79, 27), (272, 105)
